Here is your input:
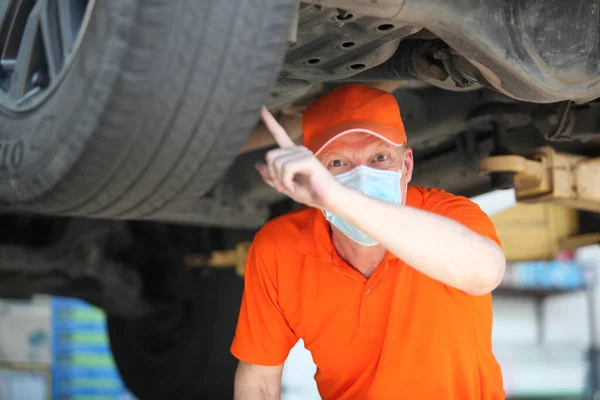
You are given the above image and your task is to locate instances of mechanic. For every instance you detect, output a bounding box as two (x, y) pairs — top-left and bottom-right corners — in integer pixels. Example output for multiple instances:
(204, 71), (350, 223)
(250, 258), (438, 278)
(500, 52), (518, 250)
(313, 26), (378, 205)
(231, 83), (506, 400)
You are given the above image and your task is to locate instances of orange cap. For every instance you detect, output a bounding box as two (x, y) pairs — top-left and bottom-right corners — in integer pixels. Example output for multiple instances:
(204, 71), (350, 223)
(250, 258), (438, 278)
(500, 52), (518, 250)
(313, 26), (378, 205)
(302, 83), (407, 155)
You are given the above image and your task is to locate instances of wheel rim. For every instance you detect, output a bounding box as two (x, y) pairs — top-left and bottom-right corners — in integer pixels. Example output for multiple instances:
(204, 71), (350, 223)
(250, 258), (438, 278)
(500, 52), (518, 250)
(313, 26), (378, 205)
(0, 0), (93, 111)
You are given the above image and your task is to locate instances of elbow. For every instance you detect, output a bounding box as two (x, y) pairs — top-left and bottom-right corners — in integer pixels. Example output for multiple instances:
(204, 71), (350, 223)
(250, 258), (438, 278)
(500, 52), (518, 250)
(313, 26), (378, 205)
(463, 243), (506, 296)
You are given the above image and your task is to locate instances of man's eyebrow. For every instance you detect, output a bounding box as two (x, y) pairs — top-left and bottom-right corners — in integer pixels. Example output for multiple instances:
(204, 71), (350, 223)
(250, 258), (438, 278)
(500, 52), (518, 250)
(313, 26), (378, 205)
(371, 143), (395, 153)
(319, 151), (343, 162)
(321, 148), (350, 158)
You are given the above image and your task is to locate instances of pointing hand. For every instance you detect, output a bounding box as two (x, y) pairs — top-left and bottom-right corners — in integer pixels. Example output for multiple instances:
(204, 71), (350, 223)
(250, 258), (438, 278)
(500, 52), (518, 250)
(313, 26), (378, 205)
(255, 106), (342, 209)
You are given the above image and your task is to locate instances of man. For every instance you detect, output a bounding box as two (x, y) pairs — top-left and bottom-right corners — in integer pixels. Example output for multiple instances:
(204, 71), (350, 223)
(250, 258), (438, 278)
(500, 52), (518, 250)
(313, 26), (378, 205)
(231, 84), (506, 400)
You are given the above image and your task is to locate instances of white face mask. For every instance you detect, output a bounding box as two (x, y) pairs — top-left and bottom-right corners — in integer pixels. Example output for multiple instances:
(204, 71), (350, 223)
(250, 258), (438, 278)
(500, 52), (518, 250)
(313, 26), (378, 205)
(324, 156), (406, 246)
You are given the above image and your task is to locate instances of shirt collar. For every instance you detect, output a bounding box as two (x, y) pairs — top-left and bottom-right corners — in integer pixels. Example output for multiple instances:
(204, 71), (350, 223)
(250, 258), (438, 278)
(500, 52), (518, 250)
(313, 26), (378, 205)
(297, 186), (421, 263)
(297, 207), (334, 263)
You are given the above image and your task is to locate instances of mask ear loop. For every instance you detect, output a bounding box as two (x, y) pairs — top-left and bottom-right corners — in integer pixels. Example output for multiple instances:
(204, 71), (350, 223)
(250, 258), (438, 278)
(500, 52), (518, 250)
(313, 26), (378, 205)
(399, 145), (408, 205)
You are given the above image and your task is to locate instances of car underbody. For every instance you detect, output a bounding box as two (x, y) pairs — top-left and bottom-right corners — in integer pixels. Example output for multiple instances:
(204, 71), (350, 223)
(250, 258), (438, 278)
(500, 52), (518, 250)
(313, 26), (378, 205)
(212, 0), (600, 228)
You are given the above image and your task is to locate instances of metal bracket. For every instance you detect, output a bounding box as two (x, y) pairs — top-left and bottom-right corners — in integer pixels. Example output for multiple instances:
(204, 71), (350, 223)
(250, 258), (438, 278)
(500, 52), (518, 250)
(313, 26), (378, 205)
(559, 233), (600, 251)
(480, 146), (600, 213)
(185, 242), (251, 277)
(544, 101), (576, 142)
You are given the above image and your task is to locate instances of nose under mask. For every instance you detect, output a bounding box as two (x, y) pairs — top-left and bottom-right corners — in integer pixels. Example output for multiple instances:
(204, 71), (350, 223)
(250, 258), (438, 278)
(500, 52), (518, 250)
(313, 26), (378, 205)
(324, 165), (406, 246)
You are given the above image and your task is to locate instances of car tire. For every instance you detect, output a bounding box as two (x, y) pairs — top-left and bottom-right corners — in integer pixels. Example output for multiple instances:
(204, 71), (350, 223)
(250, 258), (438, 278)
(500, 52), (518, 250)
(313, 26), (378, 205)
(0, 0), (294, 218)
(105, 224), (252, 399)
(107, 267), (244, 400)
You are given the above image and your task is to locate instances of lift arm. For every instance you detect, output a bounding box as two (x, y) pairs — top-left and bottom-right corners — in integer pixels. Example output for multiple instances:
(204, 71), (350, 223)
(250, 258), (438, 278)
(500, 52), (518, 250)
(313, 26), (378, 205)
(480, 146), (600, 213)
(185, 242), (250, 277)
(480, 146), (600, 262)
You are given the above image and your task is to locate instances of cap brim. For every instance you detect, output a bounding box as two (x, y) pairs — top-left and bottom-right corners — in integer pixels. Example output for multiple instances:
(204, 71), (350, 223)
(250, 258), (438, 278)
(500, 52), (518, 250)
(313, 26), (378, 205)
(307, 120), (406, 156)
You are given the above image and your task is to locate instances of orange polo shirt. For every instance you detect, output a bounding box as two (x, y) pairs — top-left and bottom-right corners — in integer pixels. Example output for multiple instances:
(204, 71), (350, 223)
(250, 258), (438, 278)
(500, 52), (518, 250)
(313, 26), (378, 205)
(231, 186), (505, 400)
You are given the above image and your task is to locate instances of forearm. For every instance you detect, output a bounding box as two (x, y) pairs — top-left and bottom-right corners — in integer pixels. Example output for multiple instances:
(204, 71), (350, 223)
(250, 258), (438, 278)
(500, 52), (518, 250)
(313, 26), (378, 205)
(234, 384), (280, 400)
(234, 362), (282, 400)
(328, 188), (505, 295)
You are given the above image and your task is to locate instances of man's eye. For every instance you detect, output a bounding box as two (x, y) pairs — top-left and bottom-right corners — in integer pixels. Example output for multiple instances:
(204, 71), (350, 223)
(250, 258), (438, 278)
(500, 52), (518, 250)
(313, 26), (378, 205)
(376, 154), (388, 162)
(330, 160), (343, 167)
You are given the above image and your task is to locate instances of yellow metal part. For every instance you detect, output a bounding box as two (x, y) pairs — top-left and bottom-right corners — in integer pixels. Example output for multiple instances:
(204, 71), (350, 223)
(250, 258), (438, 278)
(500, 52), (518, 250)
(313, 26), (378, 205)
(483, 147), (600, 261)
(558, 233), (600, 251)
(480, 146), (600, 213)
(490, 203), (580, 262)
(185, 242), (251, 277)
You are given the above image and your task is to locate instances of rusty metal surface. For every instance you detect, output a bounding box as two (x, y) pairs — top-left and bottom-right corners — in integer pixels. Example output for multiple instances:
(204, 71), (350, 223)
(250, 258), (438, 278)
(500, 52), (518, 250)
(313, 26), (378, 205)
(282, 1), (600, 104)
(270, 4), (420, 107)
(396, 0), (600, 103)
(316, 0), (407, 19)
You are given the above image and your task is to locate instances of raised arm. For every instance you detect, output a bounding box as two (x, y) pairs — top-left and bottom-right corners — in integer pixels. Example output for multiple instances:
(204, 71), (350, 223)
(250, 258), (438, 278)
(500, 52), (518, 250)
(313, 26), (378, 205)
(256, 106), (505, 295)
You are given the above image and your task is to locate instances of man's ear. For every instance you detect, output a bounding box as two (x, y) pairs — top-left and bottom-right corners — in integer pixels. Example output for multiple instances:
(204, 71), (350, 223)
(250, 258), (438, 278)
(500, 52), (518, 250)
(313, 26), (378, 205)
(403, 147), (414, 183)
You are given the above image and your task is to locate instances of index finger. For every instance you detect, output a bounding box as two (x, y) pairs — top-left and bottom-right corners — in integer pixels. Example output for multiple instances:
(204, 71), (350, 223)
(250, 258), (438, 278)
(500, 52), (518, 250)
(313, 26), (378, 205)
(261, 106), (296, 148)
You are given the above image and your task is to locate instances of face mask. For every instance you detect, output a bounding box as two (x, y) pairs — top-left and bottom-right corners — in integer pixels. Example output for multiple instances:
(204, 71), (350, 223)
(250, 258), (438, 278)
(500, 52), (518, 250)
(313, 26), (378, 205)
(324, 164), (405, 246)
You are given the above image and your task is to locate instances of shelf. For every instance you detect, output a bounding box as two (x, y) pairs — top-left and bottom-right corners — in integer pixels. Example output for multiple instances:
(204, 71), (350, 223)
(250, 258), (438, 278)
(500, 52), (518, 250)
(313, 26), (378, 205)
(507, 396), (584, 400)
(493, 286), (586, 298)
